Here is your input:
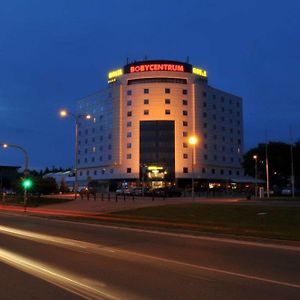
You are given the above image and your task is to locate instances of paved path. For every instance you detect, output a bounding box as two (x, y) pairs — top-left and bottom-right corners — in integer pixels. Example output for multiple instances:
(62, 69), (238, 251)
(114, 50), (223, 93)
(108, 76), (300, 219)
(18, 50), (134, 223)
(42, 194), (243, 213)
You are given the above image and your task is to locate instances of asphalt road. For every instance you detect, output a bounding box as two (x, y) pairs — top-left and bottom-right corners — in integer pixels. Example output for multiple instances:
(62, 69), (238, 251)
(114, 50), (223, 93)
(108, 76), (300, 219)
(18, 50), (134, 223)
(0, 212), (299, 300)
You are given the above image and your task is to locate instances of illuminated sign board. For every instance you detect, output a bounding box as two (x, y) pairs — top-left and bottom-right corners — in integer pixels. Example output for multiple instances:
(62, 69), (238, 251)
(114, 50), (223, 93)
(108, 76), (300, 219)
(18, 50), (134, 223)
(192, 67), (207, 77)
(107, 61), (208, 84)
(129, 63), (184, 73)
(108, 68), (123, 79)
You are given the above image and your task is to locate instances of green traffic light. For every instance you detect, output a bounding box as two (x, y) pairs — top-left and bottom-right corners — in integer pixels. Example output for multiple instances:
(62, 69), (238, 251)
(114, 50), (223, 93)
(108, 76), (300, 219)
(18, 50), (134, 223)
(22, 178), (33, 189)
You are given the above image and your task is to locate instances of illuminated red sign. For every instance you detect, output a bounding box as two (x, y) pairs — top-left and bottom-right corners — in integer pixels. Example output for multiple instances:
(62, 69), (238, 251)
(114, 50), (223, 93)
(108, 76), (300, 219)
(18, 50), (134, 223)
(130, 64), (185, 73)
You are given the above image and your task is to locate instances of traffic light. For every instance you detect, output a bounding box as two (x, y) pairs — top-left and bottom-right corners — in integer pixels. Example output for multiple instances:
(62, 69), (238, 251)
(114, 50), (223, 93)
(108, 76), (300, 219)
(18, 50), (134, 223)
(22, 178), (33, 190)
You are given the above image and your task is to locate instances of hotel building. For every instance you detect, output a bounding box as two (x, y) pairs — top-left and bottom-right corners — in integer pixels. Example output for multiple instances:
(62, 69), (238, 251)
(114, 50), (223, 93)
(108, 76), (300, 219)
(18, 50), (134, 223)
(77, 60), (244, 189)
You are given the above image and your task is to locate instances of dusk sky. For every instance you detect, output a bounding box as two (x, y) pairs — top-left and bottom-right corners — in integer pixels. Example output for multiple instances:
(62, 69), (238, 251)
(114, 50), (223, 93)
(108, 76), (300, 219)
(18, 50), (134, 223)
(0, 0), (299, 170)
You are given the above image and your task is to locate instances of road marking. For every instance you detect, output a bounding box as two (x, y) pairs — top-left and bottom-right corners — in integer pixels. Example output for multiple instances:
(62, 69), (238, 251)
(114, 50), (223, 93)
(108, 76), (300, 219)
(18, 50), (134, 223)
(0, 224), (299, 290)
(0, 248), (120, 300)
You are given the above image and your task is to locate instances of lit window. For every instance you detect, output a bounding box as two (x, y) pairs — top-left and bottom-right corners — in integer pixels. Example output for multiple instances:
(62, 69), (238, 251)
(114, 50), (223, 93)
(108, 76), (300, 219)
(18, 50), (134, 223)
(165, 109), (170, 115)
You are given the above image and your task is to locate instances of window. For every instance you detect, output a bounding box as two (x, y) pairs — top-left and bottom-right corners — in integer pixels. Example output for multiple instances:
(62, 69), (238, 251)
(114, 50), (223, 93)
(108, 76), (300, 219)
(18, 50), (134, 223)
(203, 91), (207, 97)
(203, 123), (207, 128)
(165, 109), (170, 115)
(94, 170), (97, 175)
(203, 102), (207, 107)
(213, 104), (216, 110)
(127, 132), (132, 137)
(127, 90), (132, 96)
(183, 153), (188, 159)
(203, 112), (207, 118)
(127, 111), (132, 117)
(213, 95), (216, 99)
(127, 100), (132, 106)
(108, 155), (112, 160)
(183, 89), (188, 95)
(101, 169), (105, 175)
(165, 98), (171, 104)
(183, 142), (188, 148)
(165, 88), (171, 94)
(204, 144), (208, 149)
(212, 169), (215, 174)
(204, 154), (208, 160)
(86, 170), (90, 176)
(236, 170), (240, 176)
(108, 133), (112, 139)
(183, 110), (188, 116)
(144, 99), (149, 104)
(79, 171), (82, 176)
(144, 110), (149, 115)
(183, 121), (188, 126)
(144, 88), (149, 94)
(183, 167), (188, 173)
(127, 121), (132, 127)
(108, 144), (112, 150)
(127, 154), (132, 159)
(99, 136), (103, 141)
(220, 169), (224, 175)
(84, 158), (87, 163)
(202, 168), (206, 174)
(85, 129), (88, 134)
(183, 132), (188, 137)
(127, 168), (131, 173)
(229, 170), (232, 175)
(182, 99), (188, 105)
(127, 143), (131, 148)
(99, 156), (102, 161)
(214, 155), (217, 161)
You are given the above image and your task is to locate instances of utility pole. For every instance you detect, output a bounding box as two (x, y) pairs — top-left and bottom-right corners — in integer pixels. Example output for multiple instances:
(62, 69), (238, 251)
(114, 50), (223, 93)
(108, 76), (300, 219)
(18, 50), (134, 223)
(265, 142), (270, 198)
(290, 126), (295, 198)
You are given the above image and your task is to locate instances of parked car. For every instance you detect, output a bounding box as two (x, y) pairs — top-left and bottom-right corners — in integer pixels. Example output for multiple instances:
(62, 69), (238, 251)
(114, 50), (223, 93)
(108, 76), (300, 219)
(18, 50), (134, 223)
(115, 188), (131, 195)
(131, 187), (143, 196)
(153, 187), (182, 197)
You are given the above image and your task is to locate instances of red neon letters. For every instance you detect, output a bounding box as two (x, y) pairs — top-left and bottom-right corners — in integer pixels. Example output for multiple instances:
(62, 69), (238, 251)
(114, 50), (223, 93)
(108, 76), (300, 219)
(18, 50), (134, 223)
(130, 64), (184, 73)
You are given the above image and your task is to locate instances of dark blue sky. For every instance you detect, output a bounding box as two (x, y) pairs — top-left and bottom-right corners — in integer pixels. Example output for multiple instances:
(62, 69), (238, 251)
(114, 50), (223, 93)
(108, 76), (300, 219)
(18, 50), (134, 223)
(1, 0), (299, 170)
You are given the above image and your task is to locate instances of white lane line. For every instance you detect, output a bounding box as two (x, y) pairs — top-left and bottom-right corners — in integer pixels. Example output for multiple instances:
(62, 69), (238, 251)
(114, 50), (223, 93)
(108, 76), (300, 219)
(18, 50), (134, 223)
(0, 248), (120, 300)
(0, 224), (299, 290)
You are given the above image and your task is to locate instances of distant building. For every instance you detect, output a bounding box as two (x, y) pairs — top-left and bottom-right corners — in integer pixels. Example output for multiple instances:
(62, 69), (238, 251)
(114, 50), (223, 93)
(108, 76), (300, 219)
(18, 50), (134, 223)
(43, 171), (75, 190)
(76, 59), (244, 189)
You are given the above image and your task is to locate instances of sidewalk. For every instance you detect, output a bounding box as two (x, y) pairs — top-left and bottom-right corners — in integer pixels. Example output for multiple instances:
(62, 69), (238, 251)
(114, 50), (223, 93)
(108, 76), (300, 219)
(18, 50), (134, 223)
(41, 194), (242, 213)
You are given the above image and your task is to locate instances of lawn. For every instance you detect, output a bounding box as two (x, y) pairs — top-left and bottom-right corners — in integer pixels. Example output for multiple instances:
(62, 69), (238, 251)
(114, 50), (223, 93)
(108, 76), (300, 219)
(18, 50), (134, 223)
(113, 203), (300, 240)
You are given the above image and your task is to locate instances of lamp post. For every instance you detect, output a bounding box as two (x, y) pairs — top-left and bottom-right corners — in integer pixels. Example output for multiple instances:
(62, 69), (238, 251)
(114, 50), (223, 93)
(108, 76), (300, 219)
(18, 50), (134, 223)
(1, 143), (29, 210)
(59, 109), (91, 200)
(188, 136), (198, 200)
(253, 155), (258, 199)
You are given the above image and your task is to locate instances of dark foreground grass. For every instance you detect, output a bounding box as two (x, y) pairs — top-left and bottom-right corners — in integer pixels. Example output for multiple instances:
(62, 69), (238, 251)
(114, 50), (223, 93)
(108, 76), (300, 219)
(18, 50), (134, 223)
(1, 196), (72, 207)
(113, 203), (300, 241)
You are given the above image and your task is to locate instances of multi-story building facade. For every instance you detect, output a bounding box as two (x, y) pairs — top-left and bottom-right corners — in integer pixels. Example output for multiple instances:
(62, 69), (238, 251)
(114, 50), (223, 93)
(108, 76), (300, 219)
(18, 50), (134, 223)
(77, 60), (244, 189)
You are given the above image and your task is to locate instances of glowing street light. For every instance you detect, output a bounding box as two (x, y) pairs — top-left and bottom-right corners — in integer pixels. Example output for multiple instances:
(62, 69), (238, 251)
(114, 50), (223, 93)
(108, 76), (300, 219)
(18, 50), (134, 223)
(188, 135), (198, 200)
(59, 109), (92, 199)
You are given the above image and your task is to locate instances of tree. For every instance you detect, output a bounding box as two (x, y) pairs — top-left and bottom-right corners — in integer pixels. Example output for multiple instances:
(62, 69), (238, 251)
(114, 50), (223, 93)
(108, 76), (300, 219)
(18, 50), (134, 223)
(243, 141), (300, 189)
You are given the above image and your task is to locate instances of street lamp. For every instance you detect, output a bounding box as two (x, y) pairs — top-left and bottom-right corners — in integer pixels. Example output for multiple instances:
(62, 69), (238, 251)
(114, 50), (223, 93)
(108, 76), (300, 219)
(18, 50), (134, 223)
(59, 109), (91, 200)
(188, 135), (198, 200)
(253, 155), (258, 199)
(1, 142), (29, 210)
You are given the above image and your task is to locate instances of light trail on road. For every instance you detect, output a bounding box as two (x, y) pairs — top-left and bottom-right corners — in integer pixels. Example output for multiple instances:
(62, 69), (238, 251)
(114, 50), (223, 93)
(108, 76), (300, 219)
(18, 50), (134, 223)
(0, 224), (299, 290)
(0, 247), (120, 300)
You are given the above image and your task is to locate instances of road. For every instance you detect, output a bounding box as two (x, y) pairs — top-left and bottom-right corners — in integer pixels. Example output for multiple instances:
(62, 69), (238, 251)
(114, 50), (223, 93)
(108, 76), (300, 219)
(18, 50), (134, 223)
(0, 212), (299, 299)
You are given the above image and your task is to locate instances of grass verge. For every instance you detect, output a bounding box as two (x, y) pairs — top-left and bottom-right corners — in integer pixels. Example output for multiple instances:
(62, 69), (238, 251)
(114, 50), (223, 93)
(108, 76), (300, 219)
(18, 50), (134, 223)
(109, 203), (300, 241)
